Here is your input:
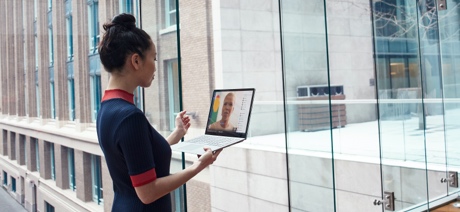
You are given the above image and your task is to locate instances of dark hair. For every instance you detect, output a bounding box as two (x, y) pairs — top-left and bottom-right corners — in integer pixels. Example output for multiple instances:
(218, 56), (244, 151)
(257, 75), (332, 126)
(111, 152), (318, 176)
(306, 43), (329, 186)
(98, 13), (152, 72)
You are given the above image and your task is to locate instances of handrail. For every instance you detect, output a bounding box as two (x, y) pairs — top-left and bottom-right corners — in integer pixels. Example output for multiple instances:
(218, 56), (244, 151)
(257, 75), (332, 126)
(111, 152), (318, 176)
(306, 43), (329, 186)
(253, 98), (460, 105)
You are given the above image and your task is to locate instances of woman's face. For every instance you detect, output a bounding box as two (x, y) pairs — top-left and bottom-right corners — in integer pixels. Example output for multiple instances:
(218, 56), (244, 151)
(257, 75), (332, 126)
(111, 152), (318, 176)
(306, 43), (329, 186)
(221, 94), (234, 121)
(139, 42), (157, 87)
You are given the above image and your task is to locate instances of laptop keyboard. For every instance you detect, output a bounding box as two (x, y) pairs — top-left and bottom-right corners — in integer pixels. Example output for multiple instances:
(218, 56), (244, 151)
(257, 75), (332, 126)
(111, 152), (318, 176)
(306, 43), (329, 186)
(187, 135), (242, 147)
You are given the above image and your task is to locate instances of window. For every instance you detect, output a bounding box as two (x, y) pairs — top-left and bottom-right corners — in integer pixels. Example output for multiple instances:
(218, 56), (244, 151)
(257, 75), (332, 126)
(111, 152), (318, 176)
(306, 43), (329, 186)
(34, 138), (40, 172)
(68, 70), (75, 121)
(50, 69), (56, 119)
(171, 187), (185, 211)
(90, 70), (101, 122)
(134, 87), (143, 110)
(66, 0), (75, 121)
(119, 0), (133, 14)
(88, 0), (101, 122)
(2, 171), (6, 186)
(48, 0), (55, 119)
(68, 148), (76, 191)
(166, 59), (180, 130)
(91, 155), (103, 205)
(45, 202), (55, 212)
(87, 0), (99, 53)
(20, 135), (26, 166)
(2, 130), (7, 156)
(164, 0), (176, 28)
(11, 177), (16, 193)
(48, 12), (54, 66)
(50, 143), (55, 181)
(35, 70), (40, 117)
(65, 0), (73, 61)
(10, 132), (16, 160)
(34, 0), (40, 117)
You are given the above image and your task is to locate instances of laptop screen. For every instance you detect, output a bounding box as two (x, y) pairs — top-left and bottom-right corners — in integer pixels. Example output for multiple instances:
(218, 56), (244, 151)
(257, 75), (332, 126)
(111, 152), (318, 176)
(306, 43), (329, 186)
(205, 88), (255, 138)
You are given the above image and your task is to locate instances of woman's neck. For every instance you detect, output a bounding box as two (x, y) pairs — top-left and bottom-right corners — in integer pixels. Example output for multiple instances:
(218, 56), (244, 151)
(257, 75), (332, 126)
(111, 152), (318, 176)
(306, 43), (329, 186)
(106, 72), (138, 94)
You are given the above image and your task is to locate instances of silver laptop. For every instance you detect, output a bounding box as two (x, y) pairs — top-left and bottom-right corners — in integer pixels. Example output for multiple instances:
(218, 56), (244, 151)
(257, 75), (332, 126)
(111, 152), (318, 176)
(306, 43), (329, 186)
(172, 88), (255, 154)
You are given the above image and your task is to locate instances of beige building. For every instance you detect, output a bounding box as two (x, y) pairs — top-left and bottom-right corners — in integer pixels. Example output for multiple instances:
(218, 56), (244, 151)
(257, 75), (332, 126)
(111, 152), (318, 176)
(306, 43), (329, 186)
(0, 0), (213, 211)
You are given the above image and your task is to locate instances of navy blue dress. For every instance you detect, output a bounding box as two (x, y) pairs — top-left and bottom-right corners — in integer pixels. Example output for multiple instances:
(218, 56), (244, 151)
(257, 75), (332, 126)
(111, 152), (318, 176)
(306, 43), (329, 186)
(97, 89), (172, 211)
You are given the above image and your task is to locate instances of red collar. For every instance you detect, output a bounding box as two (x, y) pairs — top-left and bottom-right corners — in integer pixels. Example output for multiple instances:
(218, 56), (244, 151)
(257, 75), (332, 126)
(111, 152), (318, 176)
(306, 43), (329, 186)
(101, 89), (134, 104)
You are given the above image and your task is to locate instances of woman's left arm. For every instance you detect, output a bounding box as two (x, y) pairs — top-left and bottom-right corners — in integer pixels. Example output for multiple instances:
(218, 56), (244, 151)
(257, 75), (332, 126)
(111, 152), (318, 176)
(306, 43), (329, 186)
(167, 111), (190, 145)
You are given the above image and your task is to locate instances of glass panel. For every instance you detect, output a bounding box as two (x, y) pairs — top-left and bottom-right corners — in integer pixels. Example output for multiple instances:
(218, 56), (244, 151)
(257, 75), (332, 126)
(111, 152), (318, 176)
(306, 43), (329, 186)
(120, 0), (133, 14)
(35, 138), (40, 172)
(439, 0), (460, 197)
(140, 2), (185, 210)
(3, 171), (7, 186)
(372, 0), (443, 210)
(50, 67), (55, 119)
(67, 61), (75, 121)
(50, 143), (55, 181)
(22, 135), (27, 166)
(45, 202), (55, 212)
(167, 59), (180, 131)
(166, 0), (176, 27)
(91, 155), (103, 204)
(68, 148), (76, 191)
(66, 2), (73, 61)
(11, 177), (16, 192)
(280, 0), (335, 210)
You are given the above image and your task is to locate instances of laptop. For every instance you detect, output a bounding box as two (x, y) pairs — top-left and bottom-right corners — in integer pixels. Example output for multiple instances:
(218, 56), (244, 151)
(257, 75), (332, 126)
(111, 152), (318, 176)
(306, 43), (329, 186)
(172, 88), (256, 155)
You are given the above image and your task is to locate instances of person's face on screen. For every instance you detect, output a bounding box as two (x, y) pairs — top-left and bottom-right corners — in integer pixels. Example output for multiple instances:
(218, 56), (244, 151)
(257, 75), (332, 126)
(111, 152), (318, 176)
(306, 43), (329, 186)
(221, 94), (235, 121)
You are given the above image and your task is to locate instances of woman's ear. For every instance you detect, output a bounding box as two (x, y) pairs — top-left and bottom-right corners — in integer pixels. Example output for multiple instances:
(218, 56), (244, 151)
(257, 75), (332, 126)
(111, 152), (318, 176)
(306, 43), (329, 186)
(130, 54), (141, 70)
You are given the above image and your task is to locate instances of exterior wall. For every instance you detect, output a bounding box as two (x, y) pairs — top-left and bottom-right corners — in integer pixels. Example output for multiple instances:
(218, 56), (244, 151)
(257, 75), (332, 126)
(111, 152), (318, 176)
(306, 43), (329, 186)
(213, 0), (377, 136)
(0, 125), (105, 212)
(0, 0), (109, 211)
(210, 145), (453, 212)
(179, 0), (215, 130)
(326, 0), (376, 123)
(142, 0), (215, 136)
(213, 0), (286, 136)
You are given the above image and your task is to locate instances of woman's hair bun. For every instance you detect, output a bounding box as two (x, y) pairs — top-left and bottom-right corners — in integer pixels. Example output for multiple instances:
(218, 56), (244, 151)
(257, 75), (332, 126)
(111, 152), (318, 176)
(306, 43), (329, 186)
(111, 13), (136, 30)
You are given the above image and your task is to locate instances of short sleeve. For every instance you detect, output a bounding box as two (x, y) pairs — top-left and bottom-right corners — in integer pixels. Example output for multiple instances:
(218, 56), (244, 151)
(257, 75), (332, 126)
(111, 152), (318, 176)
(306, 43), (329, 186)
(116, 112), (157, 187)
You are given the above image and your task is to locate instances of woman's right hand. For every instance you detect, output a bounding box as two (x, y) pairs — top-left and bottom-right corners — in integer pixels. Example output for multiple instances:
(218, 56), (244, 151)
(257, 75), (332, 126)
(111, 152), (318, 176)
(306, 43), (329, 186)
(196, 147), (222, 169)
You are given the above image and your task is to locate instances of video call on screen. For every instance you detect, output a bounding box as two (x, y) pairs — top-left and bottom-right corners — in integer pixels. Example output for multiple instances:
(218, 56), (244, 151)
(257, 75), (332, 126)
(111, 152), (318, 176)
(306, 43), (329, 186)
(207, 90), (254, 136)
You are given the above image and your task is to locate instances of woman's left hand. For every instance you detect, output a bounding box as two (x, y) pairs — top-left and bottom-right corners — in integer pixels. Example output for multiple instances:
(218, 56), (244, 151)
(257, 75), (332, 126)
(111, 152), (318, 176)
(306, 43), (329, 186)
(175, 111), (191, 136)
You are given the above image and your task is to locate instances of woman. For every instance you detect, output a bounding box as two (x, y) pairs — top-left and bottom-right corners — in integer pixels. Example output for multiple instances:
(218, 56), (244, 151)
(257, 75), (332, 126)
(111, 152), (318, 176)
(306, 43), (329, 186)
(96, 13), (220, 211)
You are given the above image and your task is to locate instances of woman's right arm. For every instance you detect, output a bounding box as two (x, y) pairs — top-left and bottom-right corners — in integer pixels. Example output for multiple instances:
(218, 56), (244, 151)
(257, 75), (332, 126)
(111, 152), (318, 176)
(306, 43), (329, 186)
(134, 148), (220, 204)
